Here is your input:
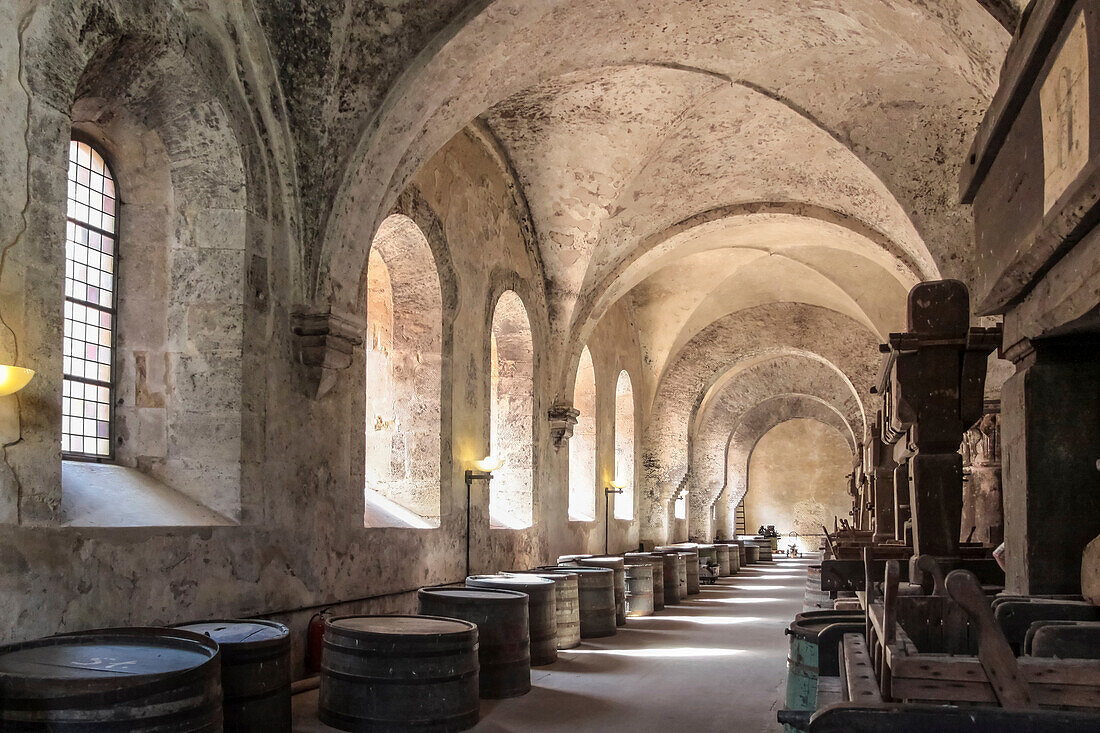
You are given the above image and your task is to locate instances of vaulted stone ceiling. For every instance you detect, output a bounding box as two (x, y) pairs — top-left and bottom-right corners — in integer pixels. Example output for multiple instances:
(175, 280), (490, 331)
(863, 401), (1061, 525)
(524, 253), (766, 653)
(257, 0), (1016, 533)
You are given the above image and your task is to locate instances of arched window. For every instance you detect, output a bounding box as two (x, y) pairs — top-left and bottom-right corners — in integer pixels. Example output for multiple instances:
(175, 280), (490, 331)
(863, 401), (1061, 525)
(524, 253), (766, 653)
(62, 140), (117, 458)
(489, 290), (534, 529)
(363, 215), (443, 528)
(613, 370), (635, 520)
(569, 346), (597, 521)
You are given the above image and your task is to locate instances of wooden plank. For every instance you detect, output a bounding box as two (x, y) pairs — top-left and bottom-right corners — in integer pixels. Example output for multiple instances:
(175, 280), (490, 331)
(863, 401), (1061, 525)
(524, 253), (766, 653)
(842, 633), (883, 704)
(960, 0), (1081, 201)
(890, 653), (1100, 685)
(947, 568), (1031, 709)
(892, 676), (1100, 708)
(817, 676), (845, 709)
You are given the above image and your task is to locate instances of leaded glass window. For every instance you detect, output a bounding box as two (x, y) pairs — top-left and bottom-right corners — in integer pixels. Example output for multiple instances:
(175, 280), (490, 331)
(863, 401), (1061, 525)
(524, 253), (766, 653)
(62, 140), (117, 457)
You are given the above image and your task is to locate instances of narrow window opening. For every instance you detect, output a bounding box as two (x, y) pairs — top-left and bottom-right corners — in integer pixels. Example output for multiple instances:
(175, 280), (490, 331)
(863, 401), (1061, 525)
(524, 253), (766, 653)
(62, 140), (117, 459)
(569, 346), (597, 521)
(489, 290), (534, 529)
(613, 370), (635, 520)
(363, 216), (443, 528)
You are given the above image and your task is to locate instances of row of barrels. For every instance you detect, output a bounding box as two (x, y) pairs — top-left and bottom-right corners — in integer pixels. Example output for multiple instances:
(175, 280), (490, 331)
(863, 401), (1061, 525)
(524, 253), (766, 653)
(0, 541), (767, 732)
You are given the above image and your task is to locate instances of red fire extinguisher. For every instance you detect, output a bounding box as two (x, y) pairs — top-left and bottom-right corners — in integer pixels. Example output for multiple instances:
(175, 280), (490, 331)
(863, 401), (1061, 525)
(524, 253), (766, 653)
(305, 609), (331, 675)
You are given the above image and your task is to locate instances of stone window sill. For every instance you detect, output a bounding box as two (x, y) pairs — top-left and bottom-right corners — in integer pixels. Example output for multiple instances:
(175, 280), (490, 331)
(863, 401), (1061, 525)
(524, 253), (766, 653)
(60, 461), (236, 528)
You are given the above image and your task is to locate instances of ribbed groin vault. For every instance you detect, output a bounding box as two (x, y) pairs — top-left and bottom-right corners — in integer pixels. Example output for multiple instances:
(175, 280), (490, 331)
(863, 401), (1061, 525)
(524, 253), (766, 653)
(0, 0), (1021, 654)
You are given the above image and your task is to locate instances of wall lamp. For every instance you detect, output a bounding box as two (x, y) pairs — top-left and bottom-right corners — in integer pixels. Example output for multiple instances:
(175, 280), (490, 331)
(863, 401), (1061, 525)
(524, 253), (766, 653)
(0, 366), (34, 397)
(465, 455), (502, 484)
(464, 455), (502, 577)
(604, 476), (628, 554)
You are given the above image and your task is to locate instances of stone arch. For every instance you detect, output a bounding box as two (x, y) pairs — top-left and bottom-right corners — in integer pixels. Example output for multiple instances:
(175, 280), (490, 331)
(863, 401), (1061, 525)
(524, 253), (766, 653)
(743, 418), (855, 548)
(66, 35), (248, 522)
(639, 303), (879, 544)
(9, 4), (293, 525)
(713, 395), (856, 539)
(362, 214), (444, 528)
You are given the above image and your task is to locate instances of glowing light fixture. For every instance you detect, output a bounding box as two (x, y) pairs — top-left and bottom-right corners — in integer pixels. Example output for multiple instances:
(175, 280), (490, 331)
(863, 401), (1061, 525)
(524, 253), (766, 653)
(610, 475), (628, 489)
(473, 455), (503, 473)
(0, 366), (34, 397)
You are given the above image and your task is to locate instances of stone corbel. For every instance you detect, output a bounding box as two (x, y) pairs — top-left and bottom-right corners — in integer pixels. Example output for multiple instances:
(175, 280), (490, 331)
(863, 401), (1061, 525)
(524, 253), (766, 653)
(290, 307), (365, 399)
(547, 403), (580, 450)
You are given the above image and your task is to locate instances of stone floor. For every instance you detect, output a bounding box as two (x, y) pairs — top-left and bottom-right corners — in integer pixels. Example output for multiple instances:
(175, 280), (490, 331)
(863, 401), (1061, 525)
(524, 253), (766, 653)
(292, 554), (813, 732)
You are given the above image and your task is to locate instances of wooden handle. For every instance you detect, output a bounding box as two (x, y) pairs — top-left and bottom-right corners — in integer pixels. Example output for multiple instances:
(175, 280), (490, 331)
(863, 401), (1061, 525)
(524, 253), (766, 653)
(883, 560), (900, 645)
(916, 554), (947, 597)
(946, 569), (1031, 710)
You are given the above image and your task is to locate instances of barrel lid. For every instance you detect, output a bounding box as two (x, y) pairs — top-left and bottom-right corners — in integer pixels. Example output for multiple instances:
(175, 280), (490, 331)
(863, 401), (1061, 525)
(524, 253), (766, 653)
(542, 565), (611, 575)
(175, 619), (288, 645)
(467, 574), (554, 589)
(505, 570), (570, 583)
(0, 628), (217, 681)
(329, 615), (475, 636)
(576, 556), (625, 568)
(418, 586), (528, 602)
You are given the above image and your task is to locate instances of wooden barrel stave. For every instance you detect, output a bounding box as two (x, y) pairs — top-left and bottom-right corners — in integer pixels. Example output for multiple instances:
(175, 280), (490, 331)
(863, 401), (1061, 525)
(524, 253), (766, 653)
(507, 570), (581, 650)
(175, 619), (291, 732)
(541, 566), (616, 638)
(417, 587), (531, 699)
(319, 615), (479, 732)
(466, 575), (557, 666)
(0, 627), (222, 732)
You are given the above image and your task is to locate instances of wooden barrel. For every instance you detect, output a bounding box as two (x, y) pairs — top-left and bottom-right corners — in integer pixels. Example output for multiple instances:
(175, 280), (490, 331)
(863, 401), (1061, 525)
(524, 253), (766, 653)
(652, 551), (682, 604)
(569, 557), (626, 626)
(744, 543), (760, 564)
(556, 554), (593, 563)
(625, 553), (665, 610)
(714, 545), (731, 576)
(803, 565), (833, 611)
(623, 563), (654, 617)
(507, 570), (581, 649)
(672, 554), (688, 599)
(176, 619), (290, 732)
(727, 542), (742, 574)
(466, 574), (557, 665)
(735, 542), (746, 568)
(0, 627), (222, 731)
(755, 537), (774, 561)
(666, 546), (701, 595)
(417, 586), (530, 699)
(318, 615), (479, 732)
(541, 566), (616, 638)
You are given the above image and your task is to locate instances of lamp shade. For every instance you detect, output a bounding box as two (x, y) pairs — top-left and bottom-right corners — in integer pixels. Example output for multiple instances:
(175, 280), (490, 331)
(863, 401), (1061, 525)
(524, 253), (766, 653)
(0, 366), (34, 397)
(610, 476), (628, 489)
(473, 455), (503, 473)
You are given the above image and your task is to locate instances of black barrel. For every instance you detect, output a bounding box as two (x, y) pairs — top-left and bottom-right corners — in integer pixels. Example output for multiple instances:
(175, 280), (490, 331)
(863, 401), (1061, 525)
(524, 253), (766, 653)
(318, 615), (479, 732)
(624, 563), (655, 617)
(508, 570), (581, 649)
(175, 619), (290, 732)
(625, 553), (665, 610)
(417, 586), (530, 699)
(541, 566), (616, 638)
(0, 627), (222, 731)
(569, 556), (626, 625)
(467, 575), (557, 665)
